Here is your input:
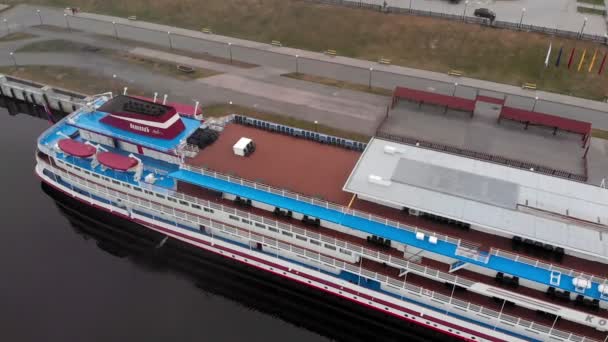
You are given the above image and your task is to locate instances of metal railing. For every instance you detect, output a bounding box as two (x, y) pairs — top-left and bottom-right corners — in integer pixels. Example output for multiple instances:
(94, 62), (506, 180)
(490, 248), (608, 286)
(180, 163), (465, 246)
(308, 0), (608, 43)
(376, 131), (588, 183)
(39, 163), (601, 342)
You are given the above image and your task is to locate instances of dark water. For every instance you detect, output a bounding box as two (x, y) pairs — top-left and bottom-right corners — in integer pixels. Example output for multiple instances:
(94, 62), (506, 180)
(0, 98), (447, 342)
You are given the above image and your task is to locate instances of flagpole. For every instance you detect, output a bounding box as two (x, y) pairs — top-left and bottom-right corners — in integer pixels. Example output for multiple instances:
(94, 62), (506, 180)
(598, 53), (607, 75)
(589, 49), (598, 73)
(567, 47), (576, 69)
(578, 49), (587, 72)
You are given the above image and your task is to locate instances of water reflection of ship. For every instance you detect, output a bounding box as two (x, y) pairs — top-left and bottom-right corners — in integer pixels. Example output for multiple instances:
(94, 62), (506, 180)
(42, 182), (452, 342)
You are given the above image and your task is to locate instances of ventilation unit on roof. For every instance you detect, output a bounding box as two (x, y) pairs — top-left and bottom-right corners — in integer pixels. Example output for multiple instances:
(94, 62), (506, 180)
(233, 137), (255, 157)
(384, 145), (404, 155)
(368, 174), (391, 186)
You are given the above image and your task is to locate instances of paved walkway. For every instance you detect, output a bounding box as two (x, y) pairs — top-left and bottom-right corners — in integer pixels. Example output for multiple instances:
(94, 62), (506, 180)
(2, 4), (608, 129)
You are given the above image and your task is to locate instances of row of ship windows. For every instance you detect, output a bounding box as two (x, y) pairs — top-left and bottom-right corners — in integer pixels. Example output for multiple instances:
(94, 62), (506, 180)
(227, 215), (353, 256)
(58, 160), (352, 257)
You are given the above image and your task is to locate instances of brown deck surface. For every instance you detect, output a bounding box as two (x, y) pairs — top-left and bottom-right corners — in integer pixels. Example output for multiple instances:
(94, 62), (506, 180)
(186, 124), (360, 204)
(178, 182), (608, 337)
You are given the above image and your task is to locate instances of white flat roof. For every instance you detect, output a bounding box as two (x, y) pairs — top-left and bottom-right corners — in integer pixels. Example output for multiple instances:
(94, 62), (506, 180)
(233, 137), (252, 150)
(344, 138), (608, 260)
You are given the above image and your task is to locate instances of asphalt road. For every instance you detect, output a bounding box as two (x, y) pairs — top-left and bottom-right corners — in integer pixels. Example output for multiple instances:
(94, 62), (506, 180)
(2, 4), (608, 130)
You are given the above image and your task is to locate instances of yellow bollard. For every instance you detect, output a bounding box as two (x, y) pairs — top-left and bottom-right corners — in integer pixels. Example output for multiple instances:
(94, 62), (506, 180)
(578, 48), (587, 72)
(588, 49), (598, 73)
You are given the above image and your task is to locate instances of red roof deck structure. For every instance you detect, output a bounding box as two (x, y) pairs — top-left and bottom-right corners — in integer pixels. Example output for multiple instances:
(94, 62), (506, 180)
(58, 139), (96, 158)
(97, 152), (138, 171)
(499, 106), (592, 146)
(391, 86), (476, 113)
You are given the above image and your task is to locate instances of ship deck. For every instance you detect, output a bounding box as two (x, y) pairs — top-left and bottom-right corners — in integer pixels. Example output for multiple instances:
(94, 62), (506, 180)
(185, 124), (360, 205)
(176, 183), (608, 339)
(184, 123), (608, 280)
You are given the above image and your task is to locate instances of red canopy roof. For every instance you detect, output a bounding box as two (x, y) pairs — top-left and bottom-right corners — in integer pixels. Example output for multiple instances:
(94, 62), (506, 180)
(58, 139), (96, 158)
(500, 106), (592, 136)
(97, 152), (138, 171)
(393, 86), (476, 112)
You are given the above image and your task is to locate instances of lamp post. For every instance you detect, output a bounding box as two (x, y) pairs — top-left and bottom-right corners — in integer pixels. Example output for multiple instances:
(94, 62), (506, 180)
(532, 96), (539, 112)
(64, 14), (71, 32)
(112, 21), (118, 39)
(452, 82), (458, 96)
(9, 52), (16, 68)
(295, 54), (299, 74)
(3, 19), (8, 33)
(36, 9), (42, 25)
(228, 42), (233, 64)
(167, 31), (173, 49)
(519, 8), (526, 29)
(369, 67), (373, 89)
(314, 120), (318, 132)
(463, 1), (469, 21)
(580, 17), (588, 37)
(409, 0), (412, 10)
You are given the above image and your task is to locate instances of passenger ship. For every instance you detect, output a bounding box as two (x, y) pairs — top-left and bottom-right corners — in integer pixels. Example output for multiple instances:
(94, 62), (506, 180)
(35, 94), (608, 342)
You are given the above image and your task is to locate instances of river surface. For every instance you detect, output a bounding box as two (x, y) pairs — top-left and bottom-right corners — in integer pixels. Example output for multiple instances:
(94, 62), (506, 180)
(0, 98), (441, 342)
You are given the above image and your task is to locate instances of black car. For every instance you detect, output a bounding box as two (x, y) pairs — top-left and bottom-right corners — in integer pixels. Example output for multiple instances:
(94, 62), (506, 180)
(474, 8), (496, 21)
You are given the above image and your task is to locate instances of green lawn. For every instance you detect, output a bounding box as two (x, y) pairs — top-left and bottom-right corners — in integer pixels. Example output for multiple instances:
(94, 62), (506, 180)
(203, 103), (371, 142)
(577, 6), (606, 16)
(17, 39), (220, 80)
(0, 32), (37, 42)
(283, 72), (392, 96)
(9, 0), (608, 100)
(577, 0), (605, 6)
(0, 65), (144, 95)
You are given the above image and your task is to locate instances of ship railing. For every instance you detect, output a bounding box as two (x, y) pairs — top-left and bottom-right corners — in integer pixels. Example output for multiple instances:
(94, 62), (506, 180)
(489, 248), (608, 285)
(50, 159), (477, 290)
(180, 164), (466, 246)
(45, 163), (599, 342)
(178, 163), (608, 285)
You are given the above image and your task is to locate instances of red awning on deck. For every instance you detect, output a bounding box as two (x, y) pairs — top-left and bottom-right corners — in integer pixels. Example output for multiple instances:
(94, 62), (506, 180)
(58, 139), (96, 158)
(392, 86), (476, 112)
(499, 106), (592, 145)
(97, 152), (138, 171)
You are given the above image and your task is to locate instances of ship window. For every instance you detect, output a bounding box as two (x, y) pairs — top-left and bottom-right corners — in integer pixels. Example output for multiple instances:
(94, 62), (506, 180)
(179, 200), (188, 206)
(310, 240), (320, 246)
(339, 249), (352, 256)
(295, 235), (307, 241)
(281, 231), (293, 237)
(324, 244), (336, 250)
(168, 197), (177, 202)
(84, 170), (90, 175)
(229, 215), (239, 221)
(66, 164), (72, 168)
(133, 187), (142, 192)
(203, 207), (214, 213)
(241, 219), (251, 225)
(268, 227), (279, 233)
(92, 174), (100, 178)
(111, 180), (120, 185)
(74, 166), (81, 171)
(192, 204), (201, 209)
(125, 184), (131, 189)
(255, 223), (265, 229)
(155, 193), (165, 199)
(144, 190), (153, 195)
(103, 177), (110, 181)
